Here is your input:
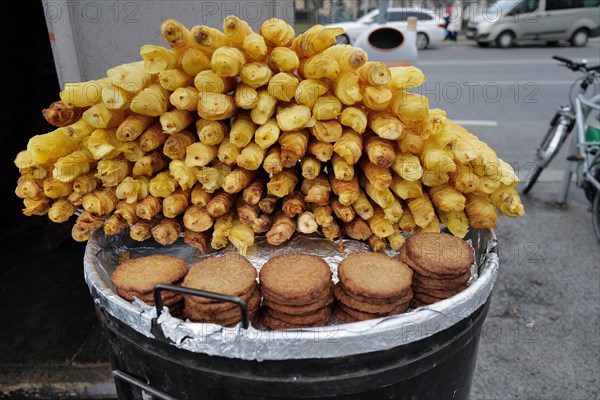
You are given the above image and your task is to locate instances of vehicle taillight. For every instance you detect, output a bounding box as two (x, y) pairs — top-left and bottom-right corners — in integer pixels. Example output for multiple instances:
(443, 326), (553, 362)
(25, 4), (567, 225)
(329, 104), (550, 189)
(438, 23), (446, 28)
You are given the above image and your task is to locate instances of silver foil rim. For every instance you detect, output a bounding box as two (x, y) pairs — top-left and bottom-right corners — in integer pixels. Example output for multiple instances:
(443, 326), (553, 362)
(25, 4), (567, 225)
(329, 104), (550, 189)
(83, 229), (498, 361)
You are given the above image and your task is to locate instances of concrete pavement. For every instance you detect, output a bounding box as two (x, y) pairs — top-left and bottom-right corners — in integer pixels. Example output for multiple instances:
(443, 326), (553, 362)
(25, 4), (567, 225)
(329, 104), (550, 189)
(472, 180), (600, 399)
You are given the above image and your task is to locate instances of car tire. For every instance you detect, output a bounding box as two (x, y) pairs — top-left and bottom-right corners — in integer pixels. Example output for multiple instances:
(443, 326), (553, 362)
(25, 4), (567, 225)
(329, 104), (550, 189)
(477, 41), (490, 47)
(570, 29), (589, 47)
(336, 34), (350, 45)
(416, 32), (429, 50)
(496, 31), (514, 48)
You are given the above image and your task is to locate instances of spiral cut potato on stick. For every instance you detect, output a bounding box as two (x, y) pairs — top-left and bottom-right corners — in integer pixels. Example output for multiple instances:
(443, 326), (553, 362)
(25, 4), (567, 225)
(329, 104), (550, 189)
(15, 16), (524, 252)
(60, 78), (110, 108)
(43, 101), (83, 127)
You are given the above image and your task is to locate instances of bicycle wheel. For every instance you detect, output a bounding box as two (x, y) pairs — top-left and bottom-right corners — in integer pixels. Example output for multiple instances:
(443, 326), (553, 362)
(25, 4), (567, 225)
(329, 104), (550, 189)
(593, 189), (600, 244)
(522, 167), (543, 194)
(522, 122), (569, 194)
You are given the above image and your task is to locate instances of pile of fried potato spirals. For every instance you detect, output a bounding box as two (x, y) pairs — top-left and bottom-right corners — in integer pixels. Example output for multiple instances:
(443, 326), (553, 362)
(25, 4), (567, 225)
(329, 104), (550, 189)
(14, 16), (524, 254)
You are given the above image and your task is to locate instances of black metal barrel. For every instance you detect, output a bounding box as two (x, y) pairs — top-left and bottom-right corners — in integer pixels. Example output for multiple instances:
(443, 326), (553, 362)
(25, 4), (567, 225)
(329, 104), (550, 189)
(98, 298), (490, 400)
(85, 230), (498, 400)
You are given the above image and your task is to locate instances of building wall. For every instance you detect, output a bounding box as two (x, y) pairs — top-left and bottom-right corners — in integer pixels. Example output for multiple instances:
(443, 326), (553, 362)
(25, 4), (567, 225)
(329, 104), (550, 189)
(43, 0), (294, 84)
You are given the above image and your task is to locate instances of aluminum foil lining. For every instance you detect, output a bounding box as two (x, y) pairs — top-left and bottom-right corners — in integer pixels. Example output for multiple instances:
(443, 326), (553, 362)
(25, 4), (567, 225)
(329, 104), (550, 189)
(84, 229), (498, 361)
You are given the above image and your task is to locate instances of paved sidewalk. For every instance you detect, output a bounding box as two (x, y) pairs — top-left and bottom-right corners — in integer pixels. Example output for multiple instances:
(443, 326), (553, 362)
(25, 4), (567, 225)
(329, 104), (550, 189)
(472, 182), (600, 399)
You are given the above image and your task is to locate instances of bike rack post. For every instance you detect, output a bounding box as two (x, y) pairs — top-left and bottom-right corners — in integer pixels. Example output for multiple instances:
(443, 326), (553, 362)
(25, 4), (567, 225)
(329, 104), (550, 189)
(556, 131), (579, 205)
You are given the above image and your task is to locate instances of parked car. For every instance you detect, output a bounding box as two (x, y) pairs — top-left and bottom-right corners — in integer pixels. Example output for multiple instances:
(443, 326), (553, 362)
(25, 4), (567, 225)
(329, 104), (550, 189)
(466, 0), (600, 48)
(325, 8), (446, 50)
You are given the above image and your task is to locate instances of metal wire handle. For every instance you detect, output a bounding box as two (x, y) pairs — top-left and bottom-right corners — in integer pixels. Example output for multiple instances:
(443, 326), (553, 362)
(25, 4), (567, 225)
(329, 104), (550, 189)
(112, 369), (178, 400)
(153, 283), (250, 329)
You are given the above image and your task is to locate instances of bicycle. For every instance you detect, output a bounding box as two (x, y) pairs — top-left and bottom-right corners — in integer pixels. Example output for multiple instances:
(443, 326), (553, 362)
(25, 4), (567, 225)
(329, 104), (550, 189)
(522, 55), (600, 242)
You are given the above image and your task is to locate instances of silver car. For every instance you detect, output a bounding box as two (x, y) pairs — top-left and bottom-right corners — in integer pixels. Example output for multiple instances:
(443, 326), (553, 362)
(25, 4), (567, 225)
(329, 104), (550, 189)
(325, 8), (446, 50)
(466, 0), (600, 48)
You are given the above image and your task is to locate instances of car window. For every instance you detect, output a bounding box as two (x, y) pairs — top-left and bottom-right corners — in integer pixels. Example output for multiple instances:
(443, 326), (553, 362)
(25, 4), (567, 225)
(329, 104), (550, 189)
(384, 11), (435, 22)
(545, 0), (599, 8)
(513, 0), (539, 13)
(490, 0), (521, 13)
(407, 11), (434, 21)
(387, 11), (407, 21)
(577, 0), (599, 6)
(546, 0), (575, 9)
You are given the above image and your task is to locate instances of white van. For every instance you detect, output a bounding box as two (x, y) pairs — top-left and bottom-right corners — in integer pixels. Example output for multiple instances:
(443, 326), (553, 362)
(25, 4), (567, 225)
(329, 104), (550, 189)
(466, 0), (600, 48)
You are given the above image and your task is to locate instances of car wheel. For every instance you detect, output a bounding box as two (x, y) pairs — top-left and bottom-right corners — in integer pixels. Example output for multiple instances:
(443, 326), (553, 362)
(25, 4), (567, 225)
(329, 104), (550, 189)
(336, 34), (350, 45)
(416, 32), (429, 50)
(570, 29), (589, 47)
(496, 31), (514, 48)
(477, 41), (490, 47)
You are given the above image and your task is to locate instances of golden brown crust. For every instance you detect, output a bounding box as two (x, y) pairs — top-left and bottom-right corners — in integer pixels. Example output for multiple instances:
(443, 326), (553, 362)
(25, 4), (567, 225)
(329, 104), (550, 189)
(412, 271), (471, 290)
(338, 253), (412, 300)
(185, 309), (259, 326)
(399, 246), (468, 279)
(265, 213), (296, 245)
(334, 284), (412, 314)
(183, 230), (209, 254)
(111, 255), (188, 294)
(364, 133), (394, 168)
(412, 285), (468, 300)
(184, 289), (261, 320)
(262, 290), (334, 315)
(159, 295), (184, 307)
(367, 235), (387, 253)
(185, 283), (258, 311)
(151, 218), (182, 245)
(242, 179), (265, 205)
(412, 291), (444, 305)
(262, 311), (330, 330)
(343, 217), (372, 241)
(337, 301), (408, 322)
(207, 191), (237, 218)
(333, 306), (359, 323)
(405, 233), (474, 276)
(282, 191), (306, 218)
(42, 101), (84, 127)
(261, 283), (333, 306)
(117, 285), (181, 303)
(219, 312), (260, 328)
(409, 298), (429, 308)
(339, 282), (410, 305)
(266, 305), (332, 325)
(182, 254), (257, 303)
(259, 254), (332, 304)
(412, 286), (469, 305)
(183, 205), (214, 233)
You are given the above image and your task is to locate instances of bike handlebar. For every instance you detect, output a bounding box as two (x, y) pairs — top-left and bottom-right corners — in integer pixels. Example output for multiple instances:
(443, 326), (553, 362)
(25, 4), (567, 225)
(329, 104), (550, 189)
(552, 55), (572, 64)
(553, 55), (600, 72)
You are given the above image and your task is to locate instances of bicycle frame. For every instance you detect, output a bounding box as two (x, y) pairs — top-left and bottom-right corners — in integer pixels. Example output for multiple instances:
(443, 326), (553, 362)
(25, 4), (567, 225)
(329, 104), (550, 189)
(556, 92), (600, 205)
